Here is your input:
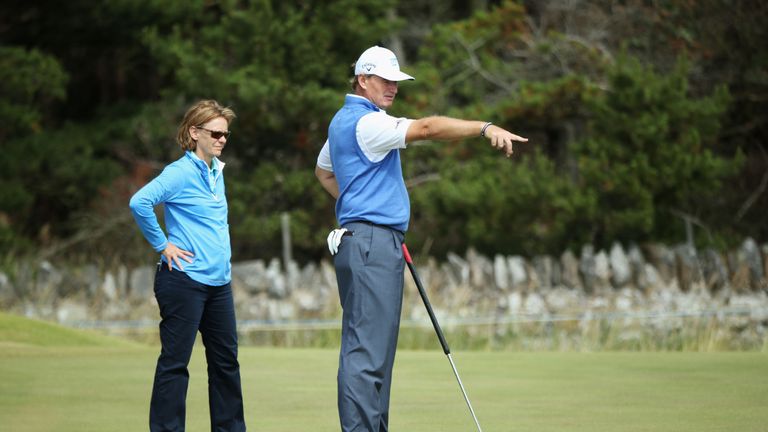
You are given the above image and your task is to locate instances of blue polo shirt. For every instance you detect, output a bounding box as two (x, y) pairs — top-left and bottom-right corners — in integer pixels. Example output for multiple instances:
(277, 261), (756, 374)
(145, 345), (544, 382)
(129, 151), (231, 285)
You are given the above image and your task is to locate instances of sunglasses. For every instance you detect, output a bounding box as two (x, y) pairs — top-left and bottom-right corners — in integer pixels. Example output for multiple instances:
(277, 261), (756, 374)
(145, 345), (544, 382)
(195, 126), (231, 140)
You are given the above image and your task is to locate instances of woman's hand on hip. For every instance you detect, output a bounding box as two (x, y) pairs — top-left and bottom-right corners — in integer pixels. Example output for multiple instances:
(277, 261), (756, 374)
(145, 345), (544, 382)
(162, 242), (194, 271)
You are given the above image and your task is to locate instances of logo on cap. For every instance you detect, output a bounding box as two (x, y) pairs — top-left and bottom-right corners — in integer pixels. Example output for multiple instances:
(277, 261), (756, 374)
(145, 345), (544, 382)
(362, 62), (376, 72)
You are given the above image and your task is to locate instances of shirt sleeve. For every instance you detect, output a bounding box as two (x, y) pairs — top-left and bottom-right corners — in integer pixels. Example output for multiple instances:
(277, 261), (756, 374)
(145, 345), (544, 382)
(128, 165), (185, 253)
(316, 139), (333, 171)
(356, 112), (413, 162)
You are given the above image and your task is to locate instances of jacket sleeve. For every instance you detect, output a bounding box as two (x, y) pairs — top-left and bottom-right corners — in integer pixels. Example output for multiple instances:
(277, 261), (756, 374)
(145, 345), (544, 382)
(128, 165), (185, 252)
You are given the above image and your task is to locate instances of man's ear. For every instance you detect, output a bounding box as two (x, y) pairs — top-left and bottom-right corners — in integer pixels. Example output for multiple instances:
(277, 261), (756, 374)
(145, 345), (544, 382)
(189, 126), (198, 141)
(358, 75), (368, 90)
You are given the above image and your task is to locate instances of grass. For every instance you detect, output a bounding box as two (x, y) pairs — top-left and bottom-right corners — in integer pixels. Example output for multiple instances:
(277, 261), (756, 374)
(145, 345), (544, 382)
(0, 311), (140, 348)
(1, 313), (767, 431)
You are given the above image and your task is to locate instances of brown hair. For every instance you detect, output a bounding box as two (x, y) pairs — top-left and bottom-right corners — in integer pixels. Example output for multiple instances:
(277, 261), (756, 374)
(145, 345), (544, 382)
(175, 100), (236, 151)
(349, 61), (364, 91)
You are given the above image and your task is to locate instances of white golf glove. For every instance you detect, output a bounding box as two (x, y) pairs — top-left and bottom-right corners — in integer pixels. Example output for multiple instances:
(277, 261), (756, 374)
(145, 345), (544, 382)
(327, 228), (350, 255)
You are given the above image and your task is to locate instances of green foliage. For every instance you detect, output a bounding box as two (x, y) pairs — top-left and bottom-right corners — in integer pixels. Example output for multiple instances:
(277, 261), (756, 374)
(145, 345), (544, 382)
(403, 0), (609, 121)
(409, 150), (593, 256)
(142, 0), (397, 162)
(402, 1), (741, 255)
(0, 0), (764, 261)
(0, 118), (124, 242)
(400, 2), (602, 256)
(0, 45), (67, 139)
(228, 161), (335, 260)
(0, 45), (69, 252)
(575, 54), (741, 247)
(133, 0), (402, 259)
(399, 1), (528, 119)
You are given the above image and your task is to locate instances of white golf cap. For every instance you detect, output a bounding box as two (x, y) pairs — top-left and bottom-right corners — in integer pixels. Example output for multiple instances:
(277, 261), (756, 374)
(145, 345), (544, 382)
(354, 46), (415, 81)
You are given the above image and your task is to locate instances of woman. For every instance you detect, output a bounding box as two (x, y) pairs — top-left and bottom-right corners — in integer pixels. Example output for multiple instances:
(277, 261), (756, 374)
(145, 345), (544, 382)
(129, 100), (246, 432)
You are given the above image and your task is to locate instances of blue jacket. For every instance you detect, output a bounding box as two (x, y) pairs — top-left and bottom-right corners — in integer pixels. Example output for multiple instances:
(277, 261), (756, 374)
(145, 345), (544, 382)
(329, 95), (410, 232)
(129, 152), (231, 285)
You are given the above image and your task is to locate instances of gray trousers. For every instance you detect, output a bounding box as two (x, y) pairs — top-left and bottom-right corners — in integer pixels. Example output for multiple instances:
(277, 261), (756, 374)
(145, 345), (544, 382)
(334, 221), (405, 432)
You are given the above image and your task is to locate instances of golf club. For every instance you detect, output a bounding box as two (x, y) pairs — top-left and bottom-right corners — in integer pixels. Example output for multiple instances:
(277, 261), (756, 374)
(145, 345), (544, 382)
(402, 243), (483, 432)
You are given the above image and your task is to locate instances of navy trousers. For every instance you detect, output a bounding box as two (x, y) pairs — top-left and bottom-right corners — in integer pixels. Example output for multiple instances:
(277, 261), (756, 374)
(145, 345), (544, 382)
(150, 264), (246, 432)
(334, 222), (405, 432)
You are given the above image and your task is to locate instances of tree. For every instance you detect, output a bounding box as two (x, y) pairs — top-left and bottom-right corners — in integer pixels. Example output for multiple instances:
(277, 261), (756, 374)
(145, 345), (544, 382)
(0, 0), (762, 262)
(395, 1), (604, 256)
(575, 55), (741, 247)
(139, 0), (400, 260)
(0, 45), (68, 252)
(0, 46), (67, 140)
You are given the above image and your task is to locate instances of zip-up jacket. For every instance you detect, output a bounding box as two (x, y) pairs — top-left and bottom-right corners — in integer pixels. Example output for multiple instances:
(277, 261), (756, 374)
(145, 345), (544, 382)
(129, 151), (231, 285)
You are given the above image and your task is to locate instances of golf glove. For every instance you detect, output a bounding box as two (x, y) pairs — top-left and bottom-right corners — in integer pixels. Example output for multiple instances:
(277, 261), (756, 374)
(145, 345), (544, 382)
(327, 228), (350, 255)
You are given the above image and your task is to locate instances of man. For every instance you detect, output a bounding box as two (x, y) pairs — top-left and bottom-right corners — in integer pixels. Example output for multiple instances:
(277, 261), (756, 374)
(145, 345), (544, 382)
(315, 46), (528, 432)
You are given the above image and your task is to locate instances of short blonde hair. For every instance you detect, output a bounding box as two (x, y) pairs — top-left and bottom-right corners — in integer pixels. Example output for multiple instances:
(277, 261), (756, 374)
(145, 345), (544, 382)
(176, 100), (236, 151)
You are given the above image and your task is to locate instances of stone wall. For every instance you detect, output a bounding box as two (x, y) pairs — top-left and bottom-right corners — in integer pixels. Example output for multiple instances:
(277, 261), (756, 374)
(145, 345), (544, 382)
(2, 239), (766, 346)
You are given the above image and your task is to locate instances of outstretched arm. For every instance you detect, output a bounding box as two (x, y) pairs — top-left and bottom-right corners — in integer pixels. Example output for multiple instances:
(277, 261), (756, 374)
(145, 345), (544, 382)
(405, 116), (528, 157)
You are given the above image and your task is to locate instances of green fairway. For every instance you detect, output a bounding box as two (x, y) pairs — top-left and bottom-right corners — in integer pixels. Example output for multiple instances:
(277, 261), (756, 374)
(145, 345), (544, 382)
(1, 314), (767, 431)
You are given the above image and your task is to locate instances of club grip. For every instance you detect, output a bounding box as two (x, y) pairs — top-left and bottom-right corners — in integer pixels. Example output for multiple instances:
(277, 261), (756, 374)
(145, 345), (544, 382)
(402, 243), (413, 264)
